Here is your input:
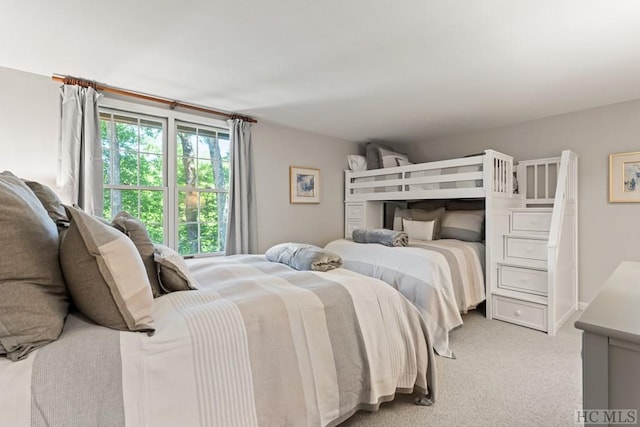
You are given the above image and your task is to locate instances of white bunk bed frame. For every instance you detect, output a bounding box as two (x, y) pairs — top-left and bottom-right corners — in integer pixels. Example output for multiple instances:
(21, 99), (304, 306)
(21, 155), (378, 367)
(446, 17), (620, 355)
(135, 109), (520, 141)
(344, 149), (578, 335)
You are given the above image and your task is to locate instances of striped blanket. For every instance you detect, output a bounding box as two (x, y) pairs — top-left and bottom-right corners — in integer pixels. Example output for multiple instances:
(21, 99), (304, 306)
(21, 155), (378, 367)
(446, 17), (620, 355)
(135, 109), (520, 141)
(1, 255), (434, 427)
(325, 239), (485, 358)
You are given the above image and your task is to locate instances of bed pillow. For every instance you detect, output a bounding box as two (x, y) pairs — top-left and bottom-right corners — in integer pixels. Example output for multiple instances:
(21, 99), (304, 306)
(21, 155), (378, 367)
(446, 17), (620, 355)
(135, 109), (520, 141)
(402, 218), (435, 241)
(153, 244), (199, 292)
(393, 206), (445, 239)
(60, 205), (155, 334)
(365, 142), (393, 170)
(0, 173), (69, 361)
(111, 211), (163, 298)
(440, 210), (485, 242)
(378, 147), (409, 168)
(22, 179), (69, 226)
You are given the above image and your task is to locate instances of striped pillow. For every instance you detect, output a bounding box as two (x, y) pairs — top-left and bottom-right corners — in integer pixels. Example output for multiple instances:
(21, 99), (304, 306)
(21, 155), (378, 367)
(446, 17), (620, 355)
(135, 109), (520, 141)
(60, 206), (155, 334)
(440, 210), (485, 242)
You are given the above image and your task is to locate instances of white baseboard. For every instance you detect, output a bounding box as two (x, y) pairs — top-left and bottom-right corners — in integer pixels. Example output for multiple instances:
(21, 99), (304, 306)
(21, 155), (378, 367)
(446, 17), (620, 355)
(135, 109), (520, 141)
(578, 302), (588, 311)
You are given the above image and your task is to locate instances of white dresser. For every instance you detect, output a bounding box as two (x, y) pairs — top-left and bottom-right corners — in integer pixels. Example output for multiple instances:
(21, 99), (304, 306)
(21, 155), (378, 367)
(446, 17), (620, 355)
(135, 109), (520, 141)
(492, 208), (553, 332)
(575, 262), (640, 417)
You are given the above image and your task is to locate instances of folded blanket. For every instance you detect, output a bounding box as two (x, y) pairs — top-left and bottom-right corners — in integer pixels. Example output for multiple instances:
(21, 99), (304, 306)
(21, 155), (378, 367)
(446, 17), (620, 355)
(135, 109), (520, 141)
(352, 228), (408, 247)
(265, 243), (343, 272)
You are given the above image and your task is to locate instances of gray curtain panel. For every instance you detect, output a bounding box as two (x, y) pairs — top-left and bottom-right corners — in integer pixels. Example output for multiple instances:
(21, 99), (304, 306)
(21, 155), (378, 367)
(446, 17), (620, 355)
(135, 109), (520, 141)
(225, 119), (257, 255)
(57, 85), (103, 215)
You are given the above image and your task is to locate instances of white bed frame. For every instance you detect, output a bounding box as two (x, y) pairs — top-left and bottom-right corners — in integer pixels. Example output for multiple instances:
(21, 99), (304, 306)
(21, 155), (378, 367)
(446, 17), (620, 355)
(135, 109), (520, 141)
(343, 149), (579, 335)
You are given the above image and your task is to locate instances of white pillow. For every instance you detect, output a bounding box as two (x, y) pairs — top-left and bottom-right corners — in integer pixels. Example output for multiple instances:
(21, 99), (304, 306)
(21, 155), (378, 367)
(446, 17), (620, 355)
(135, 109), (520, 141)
(378, 147), (409, 168)
(402, 218), (435, 241)
(347, 155), (367, 171)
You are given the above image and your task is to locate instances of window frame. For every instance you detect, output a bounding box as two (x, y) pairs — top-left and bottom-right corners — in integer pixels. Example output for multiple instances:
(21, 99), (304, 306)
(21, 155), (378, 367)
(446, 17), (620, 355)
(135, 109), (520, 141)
(99, 97), (229, 256)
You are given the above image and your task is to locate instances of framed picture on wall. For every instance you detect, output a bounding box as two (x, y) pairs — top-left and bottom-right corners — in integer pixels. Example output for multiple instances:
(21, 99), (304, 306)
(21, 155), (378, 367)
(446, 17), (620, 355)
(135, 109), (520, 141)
(290, 166), (320, 204)
(610, 151), (640, 202)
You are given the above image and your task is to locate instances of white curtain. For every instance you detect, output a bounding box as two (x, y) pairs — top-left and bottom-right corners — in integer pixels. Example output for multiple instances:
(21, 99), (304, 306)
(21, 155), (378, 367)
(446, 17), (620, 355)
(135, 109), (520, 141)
(57, 85), (103, 215)
(225, 118), (258, 255)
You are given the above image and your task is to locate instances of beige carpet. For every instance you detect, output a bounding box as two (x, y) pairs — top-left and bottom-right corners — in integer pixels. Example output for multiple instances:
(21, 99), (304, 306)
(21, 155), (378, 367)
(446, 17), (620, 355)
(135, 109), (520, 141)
(343, 310), (583, 427)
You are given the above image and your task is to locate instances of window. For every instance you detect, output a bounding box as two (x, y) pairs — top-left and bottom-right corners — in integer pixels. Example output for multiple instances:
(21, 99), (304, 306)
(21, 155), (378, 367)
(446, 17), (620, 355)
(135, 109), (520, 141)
(100, 104), (229, 256)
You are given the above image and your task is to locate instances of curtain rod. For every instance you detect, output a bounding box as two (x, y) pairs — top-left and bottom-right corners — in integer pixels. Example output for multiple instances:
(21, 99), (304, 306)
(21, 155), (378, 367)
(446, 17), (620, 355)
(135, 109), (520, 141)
(51, 74), (257, 123)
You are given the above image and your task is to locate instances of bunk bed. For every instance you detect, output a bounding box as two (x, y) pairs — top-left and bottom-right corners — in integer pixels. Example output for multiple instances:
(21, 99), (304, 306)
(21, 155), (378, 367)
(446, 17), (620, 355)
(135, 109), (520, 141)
(329, 149), (579, 356)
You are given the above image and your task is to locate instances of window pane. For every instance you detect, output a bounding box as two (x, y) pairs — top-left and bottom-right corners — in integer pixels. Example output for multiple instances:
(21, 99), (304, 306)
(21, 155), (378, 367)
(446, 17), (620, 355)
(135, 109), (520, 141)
(199, 192), (218, 223)
(177, 157), (196, 186)
(118, 150), (138, 185)
(199, 223), (219, 253)
(197, 135), (212, 160)
(197, 159), (214, 188)
(103, 149), (111, 184)
(178, 191), (199, 223)
(177, 131), (196, 159)
(103, 189), (112, 220)
(146, 224), (163, 245)
(120, 190), (139, 215)
(115, 120), (138, 151)
(140, 153), (162, 186)
(140, 190), (163, 225)
(179, 223), (199, 255)
(140, 119), (163, 154)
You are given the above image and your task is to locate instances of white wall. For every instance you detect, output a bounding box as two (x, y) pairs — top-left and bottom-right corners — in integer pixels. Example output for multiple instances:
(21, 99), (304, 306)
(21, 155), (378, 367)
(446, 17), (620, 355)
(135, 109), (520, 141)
(252, 122), (359, 252)
(0, 66), (359, 252)
(0, 67), (60, 187)
(405, 99), (640, 306)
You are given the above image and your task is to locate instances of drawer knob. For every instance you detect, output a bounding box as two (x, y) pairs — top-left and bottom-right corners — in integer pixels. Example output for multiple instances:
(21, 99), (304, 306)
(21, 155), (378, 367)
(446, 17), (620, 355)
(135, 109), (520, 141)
(515, 309), (523, 316)
(532, 219), (539, 224)
(520, 277), (528, 283)
(526, 247), (533, 252)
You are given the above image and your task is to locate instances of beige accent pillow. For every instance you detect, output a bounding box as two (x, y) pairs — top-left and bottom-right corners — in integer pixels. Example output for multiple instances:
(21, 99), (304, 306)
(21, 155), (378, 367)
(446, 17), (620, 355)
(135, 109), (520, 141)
(0, 172), (69, 361)
(111, 211), (163, 298)
(60, 205), (155, 333)
(402, 218), (435, 241)
(154, 244), (199, 292)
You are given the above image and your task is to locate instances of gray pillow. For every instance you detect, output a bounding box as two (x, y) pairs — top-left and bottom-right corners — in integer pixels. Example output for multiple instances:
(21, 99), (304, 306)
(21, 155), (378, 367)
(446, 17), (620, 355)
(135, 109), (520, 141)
(0, 173), (69, 361)
(60, 205), (155, 334)
(393, 207), (445, 239)
(365, 142), (394, 170)
(440, 210), (485, 242)
(23, 179), (68, 226)
(153, 244), (199, 292)
(111, 211), (163, 298)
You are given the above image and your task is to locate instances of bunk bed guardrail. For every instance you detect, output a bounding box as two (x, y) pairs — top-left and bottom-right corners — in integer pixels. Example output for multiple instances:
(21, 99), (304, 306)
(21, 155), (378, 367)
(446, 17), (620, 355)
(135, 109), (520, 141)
(345, 149), (514, 202)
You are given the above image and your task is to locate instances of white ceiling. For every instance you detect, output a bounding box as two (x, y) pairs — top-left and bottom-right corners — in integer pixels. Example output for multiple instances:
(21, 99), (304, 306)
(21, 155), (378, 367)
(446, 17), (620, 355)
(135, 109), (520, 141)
(2, 0), (640, 142)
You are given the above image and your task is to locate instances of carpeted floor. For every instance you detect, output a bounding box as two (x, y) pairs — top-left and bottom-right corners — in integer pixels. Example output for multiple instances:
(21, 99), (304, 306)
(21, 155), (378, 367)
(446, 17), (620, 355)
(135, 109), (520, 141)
(342, 310), (583, 427)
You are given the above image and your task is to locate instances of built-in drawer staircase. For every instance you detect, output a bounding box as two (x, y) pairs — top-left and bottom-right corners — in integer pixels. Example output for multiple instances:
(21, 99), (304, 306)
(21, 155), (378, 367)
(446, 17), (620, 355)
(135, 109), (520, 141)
(489, 151), (578, 335)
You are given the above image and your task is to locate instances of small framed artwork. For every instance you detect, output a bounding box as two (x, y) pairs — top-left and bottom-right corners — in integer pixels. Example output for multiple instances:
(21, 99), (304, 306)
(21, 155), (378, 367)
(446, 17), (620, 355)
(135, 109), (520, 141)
(290, 166), (320, 204)
(610, 151), (640, 202)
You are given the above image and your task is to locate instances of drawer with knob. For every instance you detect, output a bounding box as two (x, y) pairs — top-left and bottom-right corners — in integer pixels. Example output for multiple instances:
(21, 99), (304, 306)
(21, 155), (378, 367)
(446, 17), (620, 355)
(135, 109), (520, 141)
(504, 236), (548, 262)
(492, 295), (547, 331)
(510, 210), (552, 233)
(498, 264), (547, 296)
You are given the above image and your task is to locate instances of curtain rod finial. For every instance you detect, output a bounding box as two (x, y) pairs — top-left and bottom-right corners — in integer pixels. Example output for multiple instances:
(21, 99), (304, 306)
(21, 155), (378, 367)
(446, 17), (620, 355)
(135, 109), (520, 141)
(169, 101), (178, 110)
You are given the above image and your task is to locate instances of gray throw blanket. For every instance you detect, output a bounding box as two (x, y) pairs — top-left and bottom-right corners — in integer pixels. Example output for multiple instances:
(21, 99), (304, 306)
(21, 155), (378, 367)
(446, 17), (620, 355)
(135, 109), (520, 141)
(265, 243), (343, 272)
(352, 228), (408, 247)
